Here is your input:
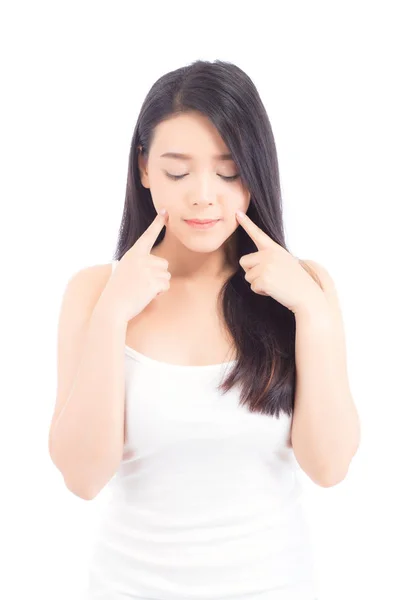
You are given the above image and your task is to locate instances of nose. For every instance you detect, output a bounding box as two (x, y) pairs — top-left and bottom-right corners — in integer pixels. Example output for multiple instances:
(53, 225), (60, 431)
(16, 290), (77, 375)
(190, 174), (218, 205)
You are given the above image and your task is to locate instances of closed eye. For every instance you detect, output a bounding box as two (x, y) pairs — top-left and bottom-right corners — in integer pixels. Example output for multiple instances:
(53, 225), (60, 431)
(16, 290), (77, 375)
(165, 173), (240, 182)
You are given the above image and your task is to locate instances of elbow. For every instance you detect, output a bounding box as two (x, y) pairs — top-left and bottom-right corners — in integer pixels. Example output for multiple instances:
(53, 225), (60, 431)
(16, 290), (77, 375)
(316, 468), (348, 488)
(49, 443), (118, 501)
(49, 435), (122, 501)
(314, 447), (359, 488)
(296, 432), (360, 489)
(62, 459), (120, 500)
(64, 476), (100, 500)
(50, 449), (105, 501)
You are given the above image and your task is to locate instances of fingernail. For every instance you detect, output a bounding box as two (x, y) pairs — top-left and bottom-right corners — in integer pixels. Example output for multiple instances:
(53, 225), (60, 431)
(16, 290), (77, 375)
(160, 208), (167, 216)
(236, 210), (245, 218)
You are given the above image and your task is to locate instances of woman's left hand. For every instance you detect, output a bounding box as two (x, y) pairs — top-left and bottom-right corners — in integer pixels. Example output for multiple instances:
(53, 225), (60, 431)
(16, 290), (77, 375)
(235, 210), (325, 314)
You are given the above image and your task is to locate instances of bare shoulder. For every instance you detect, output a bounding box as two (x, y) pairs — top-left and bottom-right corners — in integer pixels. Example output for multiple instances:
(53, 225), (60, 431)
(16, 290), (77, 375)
(58, 260), (116, 350)
(299, 258), (342, 316)
(49, 261), (115, 445)
(299, 259), (337, 292)
(67, 260), (114, 285)
(64, 261), (114, 304)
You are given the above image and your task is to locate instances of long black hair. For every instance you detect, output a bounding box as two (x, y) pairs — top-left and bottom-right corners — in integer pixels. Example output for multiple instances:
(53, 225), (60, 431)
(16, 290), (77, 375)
(114, 59), (321, 418)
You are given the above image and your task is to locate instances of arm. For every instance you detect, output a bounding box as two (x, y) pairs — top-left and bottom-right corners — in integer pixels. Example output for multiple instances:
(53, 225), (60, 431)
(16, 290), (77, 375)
(290, 260), (361, 487)
(49, 267), (127, 500)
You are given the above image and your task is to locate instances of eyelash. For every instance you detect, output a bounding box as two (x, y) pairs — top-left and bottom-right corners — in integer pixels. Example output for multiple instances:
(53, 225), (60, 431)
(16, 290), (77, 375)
(165, 173), (240, 182)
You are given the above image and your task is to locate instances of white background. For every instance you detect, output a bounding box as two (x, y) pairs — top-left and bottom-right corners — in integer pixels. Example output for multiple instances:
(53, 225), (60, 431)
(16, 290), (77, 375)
(1, 1), (399, 599)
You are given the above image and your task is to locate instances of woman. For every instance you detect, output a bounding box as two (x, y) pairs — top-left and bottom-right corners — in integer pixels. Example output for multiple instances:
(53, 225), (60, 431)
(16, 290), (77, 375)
(49, 59), (360, 599)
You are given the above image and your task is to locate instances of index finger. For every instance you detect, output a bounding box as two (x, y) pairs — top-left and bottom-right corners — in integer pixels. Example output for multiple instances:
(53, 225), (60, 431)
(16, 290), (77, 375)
(236, 210), (273, 250)
(135, 210), (168, 254)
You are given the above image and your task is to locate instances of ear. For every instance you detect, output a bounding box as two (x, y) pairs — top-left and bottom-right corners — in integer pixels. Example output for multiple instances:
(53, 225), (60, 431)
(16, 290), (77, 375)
(138, 146), (150, 189)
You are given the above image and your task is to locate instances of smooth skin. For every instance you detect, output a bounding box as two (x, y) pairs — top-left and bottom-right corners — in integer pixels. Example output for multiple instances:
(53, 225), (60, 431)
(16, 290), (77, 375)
(138, 110), (251, 283)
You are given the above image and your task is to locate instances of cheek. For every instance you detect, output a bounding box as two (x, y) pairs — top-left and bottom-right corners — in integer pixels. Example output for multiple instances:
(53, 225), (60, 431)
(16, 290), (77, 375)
(230, 186), (250, 208)
(242, 192), (251, 211)
(150, 185), (176, 214)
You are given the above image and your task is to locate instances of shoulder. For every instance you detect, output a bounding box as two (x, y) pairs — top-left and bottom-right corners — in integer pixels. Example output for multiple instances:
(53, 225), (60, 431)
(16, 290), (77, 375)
(62, 261), (115, 309)
(66, 261), (114, 286)
(299, 258), (342, 314)
(57, 261), (116, 359)
(299, 259), (336, 293)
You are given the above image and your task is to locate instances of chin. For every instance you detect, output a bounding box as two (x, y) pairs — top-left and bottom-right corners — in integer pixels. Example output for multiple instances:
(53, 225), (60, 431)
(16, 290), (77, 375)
(181, 239), (226, 253)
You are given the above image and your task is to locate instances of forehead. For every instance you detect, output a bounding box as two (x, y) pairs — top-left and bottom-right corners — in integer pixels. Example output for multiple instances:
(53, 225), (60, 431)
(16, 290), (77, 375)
(151, 112), (233, 161)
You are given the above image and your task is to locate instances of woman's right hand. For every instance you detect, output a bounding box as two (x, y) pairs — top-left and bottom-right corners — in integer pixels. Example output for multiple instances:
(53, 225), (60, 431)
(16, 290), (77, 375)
(103, 210), (171, 323)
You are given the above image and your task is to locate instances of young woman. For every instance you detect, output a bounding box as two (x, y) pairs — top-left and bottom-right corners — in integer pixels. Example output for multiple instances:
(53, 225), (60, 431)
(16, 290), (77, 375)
(49, 59), (360, 600)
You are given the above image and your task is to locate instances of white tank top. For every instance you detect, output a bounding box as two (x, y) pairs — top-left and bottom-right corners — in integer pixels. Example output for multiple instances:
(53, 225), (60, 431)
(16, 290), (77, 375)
(85, 260), (317, 600)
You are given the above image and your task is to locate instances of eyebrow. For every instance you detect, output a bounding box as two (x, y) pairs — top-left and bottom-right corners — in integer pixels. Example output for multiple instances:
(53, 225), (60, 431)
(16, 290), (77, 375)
(160, 152), (233, 161)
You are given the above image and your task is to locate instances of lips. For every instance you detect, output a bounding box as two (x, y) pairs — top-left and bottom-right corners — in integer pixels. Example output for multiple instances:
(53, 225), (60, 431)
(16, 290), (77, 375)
(185, 219), (220, 223)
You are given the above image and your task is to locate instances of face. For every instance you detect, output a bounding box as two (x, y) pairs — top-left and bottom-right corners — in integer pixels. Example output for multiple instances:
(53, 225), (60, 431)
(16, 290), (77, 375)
(138, 111), (251, 255)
